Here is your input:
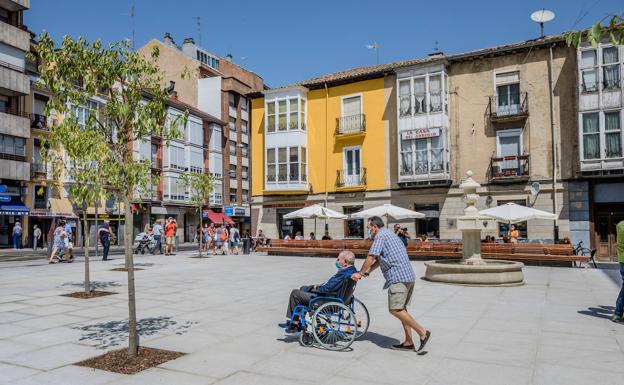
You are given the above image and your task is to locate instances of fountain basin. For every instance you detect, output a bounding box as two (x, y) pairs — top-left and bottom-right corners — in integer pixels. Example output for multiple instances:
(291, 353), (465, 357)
(424, 259), (524, 286)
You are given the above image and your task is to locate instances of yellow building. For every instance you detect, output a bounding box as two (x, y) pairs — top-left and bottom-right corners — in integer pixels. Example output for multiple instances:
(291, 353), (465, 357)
(250, 66), (403, 239)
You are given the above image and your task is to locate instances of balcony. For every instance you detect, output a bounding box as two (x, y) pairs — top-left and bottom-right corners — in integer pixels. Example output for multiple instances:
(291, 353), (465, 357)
(487, 92), (528, 122)
(0, 20), (30, 51)
(336, 114), (366, 136)
(0, 107), (29, 136)
(0, 158), (29, 180)
(30, 162), (47, 176)
(336, 168), (367, 189)
(150, 158), (162, 170)
(30, 113), (49, 130)
(33, 198), (47, 210)
(151, 189), (163, 202)
(489, 154), (530, 182)
(0, 1), (30, 12)
(0, 60), (29, 95)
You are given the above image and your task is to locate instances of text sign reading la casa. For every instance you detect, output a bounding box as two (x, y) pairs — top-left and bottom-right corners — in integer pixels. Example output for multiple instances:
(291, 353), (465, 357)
(401, 128), (440, 140)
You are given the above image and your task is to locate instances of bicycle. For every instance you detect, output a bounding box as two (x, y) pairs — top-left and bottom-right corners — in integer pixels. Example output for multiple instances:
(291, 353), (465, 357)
(573, 241), (597, 268)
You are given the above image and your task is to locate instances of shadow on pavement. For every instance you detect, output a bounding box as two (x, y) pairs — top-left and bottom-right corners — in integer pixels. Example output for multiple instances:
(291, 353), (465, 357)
(355, 330), (400, 349)
(578, 305), (614, 320)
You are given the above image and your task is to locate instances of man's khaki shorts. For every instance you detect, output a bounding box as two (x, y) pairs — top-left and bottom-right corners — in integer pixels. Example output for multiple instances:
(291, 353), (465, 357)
(165, 236), (174, 245)
(388, 282), (415, 310)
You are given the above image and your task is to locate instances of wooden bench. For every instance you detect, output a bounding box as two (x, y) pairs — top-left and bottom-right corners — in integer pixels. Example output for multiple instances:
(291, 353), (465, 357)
(258, 239), (588, 265)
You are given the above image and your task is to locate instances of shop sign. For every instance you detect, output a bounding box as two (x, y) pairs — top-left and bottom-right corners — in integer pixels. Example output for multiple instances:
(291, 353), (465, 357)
(202, 210), (209, 218)
(224, 205), (234, 216)
(401, 128), (440, 140)
(234, 207), (246, 217)
(0, 195), (10, 202)
(0, 185), (6, 193)
(30, 210), (78, 218)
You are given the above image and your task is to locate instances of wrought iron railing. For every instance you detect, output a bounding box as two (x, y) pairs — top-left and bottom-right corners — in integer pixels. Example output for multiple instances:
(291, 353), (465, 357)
(336, 114), (366, 135)
(490, 154), (530, 180)
(487, 92), (528, 120)
(34, 199), (47, 209)
(336, 167), (367, 188)
(30, 113), (49, 129)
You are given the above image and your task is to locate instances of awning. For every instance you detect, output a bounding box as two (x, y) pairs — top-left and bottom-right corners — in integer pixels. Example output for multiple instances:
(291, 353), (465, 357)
(0, 196), (29, 216)
(151, 206), (168, 215)
(49, 198), (75, 217)
(30, 210), (78, 218)
(206, 210), (234, 225)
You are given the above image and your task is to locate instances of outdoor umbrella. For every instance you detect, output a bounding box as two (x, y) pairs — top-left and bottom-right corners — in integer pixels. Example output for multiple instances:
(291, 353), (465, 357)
(479, 202), (557, 224)
(350, 203), (425, 226)
(283, 204), (347, 238)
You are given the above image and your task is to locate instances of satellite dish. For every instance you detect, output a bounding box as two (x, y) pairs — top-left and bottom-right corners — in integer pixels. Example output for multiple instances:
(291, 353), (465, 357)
(531, 9), (555, 37)
(530, 182), (541, 196)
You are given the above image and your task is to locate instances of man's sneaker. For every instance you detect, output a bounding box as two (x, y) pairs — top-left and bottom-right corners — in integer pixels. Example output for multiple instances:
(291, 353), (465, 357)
(417, 330), (431, 352)
(612, 315), (623, 323)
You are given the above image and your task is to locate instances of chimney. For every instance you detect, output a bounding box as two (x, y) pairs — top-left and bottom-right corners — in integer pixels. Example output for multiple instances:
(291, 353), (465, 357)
(163, 32), (176, 47)
(182, 37), (195, 48)
(428, 51), (445, 59)
(225, 53), (233, 62)
(165, 81), (176, 96)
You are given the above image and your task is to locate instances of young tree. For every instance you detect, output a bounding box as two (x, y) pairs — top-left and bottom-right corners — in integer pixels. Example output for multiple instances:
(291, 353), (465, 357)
(565, 15), (623, 47)
(180, 171), (217, 257)
(33, 34), (185, 357)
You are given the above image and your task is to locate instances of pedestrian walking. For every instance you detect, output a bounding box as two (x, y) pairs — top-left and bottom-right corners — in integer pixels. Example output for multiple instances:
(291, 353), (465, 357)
(12, 221), (22, 249)
(230, 226), (240, 254)
(613, 220), (624, 323)
(33, 224), (42, 250)
(222, 225), (230, 255)
(208, 223), (216, 254)
(152, 219), (164, 254)
(164, 217), (177, 255)
(99, 220), (113, 261)
(352, 215), (431, 352)
(48, 220), (66, 263)
(63, 220), (73, 262)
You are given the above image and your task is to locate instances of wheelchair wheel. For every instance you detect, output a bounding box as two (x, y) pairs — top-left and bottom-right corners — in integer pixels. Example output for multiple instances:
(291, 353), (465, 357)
(312, 302), (357, 351)
(353, 298), (370, 339)
(299, 331), (314, 347)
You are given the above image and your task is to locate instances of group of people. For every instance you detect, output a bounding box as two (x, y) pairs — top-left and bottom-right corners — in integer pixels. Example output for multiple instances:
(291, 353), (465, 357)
(143, 217), (177, 255)
(281, 215), (432, 352)
(283, 230), (333, 241)
(196, 222), (242, 255)
(47, 219), (74, 263)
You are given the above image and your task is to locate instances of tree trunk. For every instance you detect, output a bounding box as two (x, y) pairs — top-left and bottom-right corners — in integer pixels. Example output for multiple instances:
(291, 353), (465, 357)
(123, 194), (138, 358)
(198, 204), (202, 258)
(83, 210), (91, 294)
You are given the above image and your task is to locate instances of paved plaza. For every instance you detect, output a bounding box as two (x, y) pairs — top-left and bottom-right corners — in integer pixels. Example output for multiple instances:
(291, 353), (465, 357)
(0, 252), (623, 385)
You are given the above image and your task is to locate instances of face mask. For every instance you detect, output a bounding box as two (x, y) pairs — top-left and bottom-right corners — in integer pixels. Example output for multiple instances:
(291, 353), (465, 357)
(335, 260), (342, 269)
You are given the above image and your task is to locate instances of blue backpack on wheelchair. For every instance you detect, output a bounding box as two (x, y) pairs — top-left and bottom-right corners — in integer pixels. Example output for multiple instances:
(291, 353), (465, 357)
(285, 278), (370, 351)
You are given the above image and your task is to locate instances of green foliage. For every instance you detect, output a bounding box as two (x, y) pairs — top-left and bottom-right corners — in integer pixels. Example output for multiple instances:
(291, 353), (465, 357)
(31, 33), (187, 203)
(565, 15), (624, 47)
(180, 171), (217, 211)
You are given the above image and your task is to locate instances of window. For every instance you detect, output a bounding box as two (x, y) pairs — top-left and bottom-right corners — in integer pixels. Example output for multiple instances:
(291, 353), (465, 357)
(167, 145), (186, 170)
(267, 148), (276, 182)
(189, 148), (203, 173)
(289, 98), (298, 129)
(580, 50), (598, 92)
(229, 117), (236, 132)
(278, 147), (287, 181)
(341, 95), (362, 132)
(301, 147), (307, 181)
(343, 206), (364, 238)
(399, 80), (411, 117)
(413, 78), (426, 114)
(188, 119), (203, 146)
(582, 113), (600, 159)
(229, 164), (237, 178)
(229, 141), (237, 156)
(211, 188), (223, 205)
(241, 142), (249, 157)
(229, 93), (237, 108)
(0, 134), (26, 157)
(229, 188), (237, 203)
(496, 72), (520, 116)
(241, 96), (248, 111)
(415, 203), (440, 239)
(343, 147), (362, 186)
(209, 124), (222, 152)
(242, 189), (249, 203)
(266, 102), (275, 133)
(166, 176), (186, 201)
(496, 129), (523, 172)
(241, 120), (248, 134)
(429, 75), (442, 112)
(151, 143), (159, 164)
(603, 47), (620, 90)
(209, 153), (222, 178)
(72, 100), (98, 129)
(605, 111), (622, 158)
(400, 131), (445, 177)
(278, 100), (287, 131)
(242, 166), (249, 180)
(300, 99), (306, 130)
(497, 200), (527, 239)
(289, 146), (299, 181)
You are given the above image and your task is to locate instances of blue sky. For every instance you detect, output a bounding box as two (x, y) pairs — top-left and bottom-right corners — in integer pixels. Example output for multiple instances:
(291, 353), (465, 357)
(26, 0), (623, 87)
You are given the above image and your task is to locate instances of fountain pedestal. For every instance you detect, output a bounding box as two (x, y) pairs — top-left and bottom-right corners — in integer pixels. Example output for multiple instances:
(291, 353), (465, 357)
(424, 171), (524, 286)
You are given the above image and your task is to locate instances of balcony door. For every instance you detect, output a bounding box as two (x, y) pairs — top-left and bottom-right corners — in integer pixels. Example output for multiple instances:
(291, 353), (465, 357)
(496, 71), (520, 116)
(496, 129), (522, 174)
(343, 146), (361, 187)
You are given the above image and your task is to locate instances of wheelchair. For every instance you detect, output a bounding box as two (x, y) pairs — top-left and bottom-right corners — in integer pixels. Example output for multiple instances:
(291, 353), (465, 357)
(284, 278), (370, 351)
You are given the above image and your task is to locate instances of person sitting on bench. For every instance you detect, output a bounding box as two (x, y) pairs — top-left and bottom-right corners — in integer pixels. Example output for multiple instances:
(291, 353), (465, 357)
(280, 250), (357, 333)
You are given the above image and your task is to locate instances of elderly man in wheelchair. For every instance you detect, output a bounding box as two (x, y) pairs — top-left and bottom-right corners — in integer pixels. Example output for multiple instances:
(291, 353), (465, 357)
(279, 250), (370, 350)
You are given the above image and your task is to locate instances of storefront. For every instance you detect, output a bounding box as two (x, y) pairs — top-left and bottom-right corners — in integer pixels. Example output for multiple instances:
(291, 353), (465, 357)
(28, 209), (78, 248)
(226, 205), (251, 235)
(0, 195), (29, 248)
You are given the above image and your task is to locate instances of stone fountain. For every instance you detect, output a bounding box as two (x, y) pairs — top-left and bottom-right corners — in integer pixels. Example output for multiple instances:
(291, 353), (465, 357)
(424, 171), (524, 286)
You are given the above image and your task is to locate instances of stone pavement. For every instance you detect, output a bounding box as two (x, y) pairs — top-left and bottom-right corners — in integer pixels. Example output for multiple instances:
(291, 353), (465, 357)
(0, 251), (623, 385)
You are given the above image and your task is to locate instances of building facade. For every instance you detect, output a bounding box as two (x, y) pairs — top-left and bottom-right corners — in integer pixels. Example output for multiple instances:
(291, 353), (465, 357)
(572, 40), (624, 261)
(0, 0), (30, 247)
(138, 35), (264, 234)
(250, 36), (580, 244)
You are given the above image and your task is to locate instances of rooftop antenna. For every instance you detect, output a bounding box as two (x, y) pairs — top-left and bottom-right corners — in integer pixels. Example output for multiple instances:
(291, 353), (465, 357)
(433, 41), (440, 52)
(197, 16), (201, 47)
(130, 0), (135, 49)
(365, 41), (380, 65)
(530, 9), (555, 37)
